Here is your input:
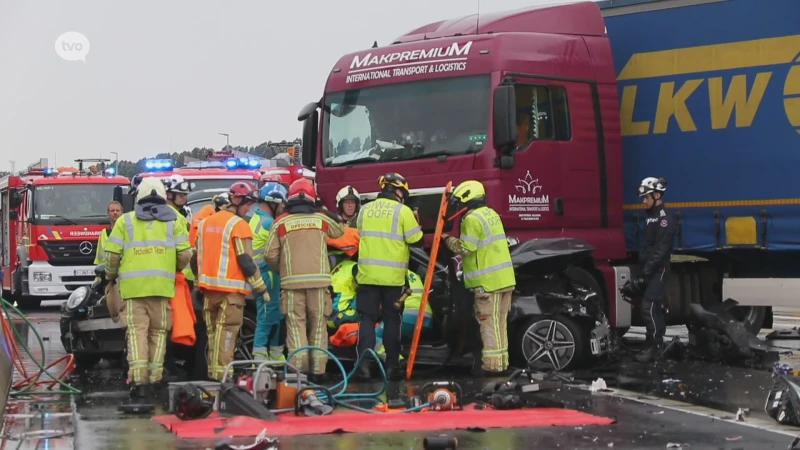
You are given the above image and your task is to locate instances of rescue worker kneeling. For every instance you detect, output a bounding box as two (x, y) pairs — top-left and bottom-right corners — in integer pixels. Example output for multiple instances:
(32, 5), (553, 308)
(195, 182), (268, 381)
(103, 177), (192, 402)
(443, 180), (516, 376)
(266, 179), (344, 383)
(249, 182), (288, 361)
(328, 263), (434, 361)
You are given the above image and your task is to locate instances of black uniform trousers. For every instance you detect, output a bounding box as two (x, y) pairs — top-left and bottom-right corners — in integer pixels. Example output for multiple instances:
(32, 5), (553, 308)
(356, 284), (404, 369)
(641, 267), (668, 344)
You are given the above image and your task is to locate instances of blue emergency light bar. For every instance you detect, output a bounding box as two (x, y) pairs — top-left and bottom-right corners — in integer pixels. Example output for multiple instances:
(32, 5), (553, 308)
(225, 157), (261, 170)
(42, 168), (58, 176)
(105, 167), (116, 176)
(144, 159), (174, 171)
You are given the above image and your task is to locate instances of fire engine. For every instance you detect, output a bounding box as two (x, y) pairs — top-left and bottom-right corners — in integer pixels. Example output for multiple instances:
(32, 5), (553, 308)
(135, 147), (315, 194)
(1, 159), (131, 309)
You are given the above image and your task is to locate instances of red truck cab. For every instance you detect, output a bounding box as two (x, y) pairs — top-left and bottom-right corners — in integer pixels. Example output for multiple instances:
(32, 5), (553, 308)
(298, 2), (630, 328)
(1, 166), (130, 308)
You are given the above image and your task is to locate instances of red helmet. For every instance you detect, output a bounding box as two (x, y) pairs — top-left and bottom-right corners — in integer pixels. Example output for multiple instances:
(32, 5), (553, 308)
(229, 181), (258, 203)
(288, 178), (316, 203)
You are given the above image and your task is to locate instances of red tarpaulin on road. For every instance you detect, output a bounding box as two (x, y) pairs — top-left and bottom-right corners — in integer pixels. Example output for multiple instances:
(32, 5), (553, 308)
(153, 404), (616, 438)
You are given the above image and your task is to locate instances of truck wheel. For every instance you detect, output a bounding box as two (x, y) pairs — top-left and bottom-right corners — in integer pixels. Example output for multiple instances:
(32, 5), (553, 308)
(514, 314), (588, 371)
(731, 305), (767, 335)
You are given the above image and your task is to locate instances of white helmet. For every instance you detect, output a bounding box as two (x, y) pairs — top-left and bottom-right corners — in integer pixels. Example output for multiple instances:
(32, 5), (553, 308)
(136, 177), (167, 203)
(336, 185), (360, 208)
(638, 177), (666, 197)
(164, 174), (195, 194)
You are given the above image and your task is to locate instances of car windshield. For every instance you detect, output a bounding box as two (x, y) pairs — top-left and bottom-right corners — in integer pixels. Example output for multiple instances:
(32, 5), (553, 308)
(322, 75), (490, 167)
(32, 183), (126, 224)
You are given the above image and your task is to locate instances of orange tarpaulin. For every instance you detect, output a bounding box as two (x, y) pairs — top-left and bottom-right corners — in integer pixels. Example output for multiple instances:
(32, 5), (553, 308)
(170, 273), (196, 346)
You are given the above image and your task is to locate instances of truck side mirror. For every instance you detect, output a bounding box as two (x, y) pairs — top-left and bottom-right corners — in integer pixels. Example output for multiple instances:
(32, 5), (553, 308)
(9, 189), (22, 209)
(300, 106), (319, 169)
(113, 186), (123, 203)
(493, 85), (517, 152)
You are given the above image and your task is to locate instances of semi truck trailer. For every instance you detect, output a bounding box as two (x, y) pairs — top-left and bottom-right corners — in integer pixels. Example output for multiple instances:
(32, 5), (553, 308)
(297, 0), (800, 367)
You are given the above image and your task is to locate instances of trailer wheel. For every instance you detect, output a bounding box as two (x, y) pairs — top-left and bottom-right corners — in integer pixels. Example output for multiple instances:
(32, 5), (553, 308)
(514, 314), (589, 371)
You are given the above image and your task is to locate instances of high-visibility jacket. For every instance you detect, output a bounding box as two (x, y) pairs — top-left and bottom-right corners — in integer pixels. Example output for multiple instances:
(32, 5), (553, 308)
(327, 259), (358, 329)
(459, 206), (516, 292)
(190, 204), (216, 248)
(356, 197), (423, 286)
(93, 226), (112, 265)
(197, 210), (253, 295)
(169, 204), (195, 282)
(248, 209), (274, 267)
(404, 270), (432, 320)
(104, 211), (190, 299)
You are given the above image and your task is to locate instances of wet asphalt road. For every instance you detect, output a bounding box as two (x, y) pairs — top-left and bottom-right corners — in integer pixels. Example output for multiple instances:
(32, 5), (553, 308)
(6, 302), (800, 449)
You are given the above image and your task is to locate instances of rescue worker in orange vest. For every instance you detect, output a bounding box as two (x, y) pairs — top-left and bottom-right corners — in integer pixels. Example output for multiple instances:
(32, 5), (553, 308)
(194, 181), (268, 380)
(266, 178), (344, 383)
(189, 193), (229, 248)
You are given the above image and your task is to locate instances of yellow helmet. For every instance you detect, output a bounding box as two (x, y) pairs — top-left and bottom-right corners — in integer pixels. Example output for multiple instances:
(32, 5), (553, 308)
(378, 172), (409, 192)
(451, 180), (486, 204)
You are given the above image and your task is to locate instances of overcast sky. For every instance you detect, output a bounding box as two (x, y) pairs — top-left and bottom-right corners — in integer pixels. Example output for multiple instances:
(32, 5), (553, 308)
(0, 0), (591, 172)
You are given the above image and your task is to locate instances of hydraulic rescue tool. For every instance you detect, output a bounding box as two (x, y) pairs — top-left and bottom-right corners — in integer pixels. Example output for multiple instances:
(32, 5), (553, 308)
(478, 369), (563, 410)
(218, 360), (308, 415)
(421, 381), (463, 411)
(295, 386), (335, 416)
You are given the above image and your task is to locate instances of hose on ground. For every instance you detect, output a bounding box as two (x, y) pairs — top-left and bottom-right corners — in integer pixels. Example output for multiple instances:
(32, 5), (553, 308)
(285, 346), (432, 414)
(0, 297), (81, 396)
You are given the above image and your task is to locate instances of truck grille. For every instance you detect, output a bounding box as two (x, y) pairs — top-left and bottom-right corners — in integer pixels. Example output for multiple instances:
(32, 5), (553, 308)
(40, 240), (97, 266)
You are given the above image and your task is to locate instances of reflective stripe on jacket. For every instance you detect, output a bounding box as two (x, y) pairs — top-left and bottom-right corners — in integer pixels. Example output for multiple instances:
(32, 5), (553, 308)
(104, 211), (190, 299)
(197, 210), (254, 295)
(356, 197), (423, 286)
(458, 206), (516, 292)
(265, 212), (344, 289)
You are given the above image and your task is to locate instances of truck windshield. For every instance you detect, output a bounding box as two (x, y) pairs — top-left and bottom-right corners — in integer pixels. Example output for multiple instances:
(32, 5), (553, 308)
(32, 184), (125, 224)
(322, 75), (490, 167)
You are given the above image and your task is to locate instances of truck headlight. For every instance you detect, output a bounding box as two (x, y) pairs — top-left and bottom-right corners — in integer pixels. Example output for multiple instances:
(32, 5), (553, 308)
(66, 286), (90, 311)
(33, 272), (52, 282)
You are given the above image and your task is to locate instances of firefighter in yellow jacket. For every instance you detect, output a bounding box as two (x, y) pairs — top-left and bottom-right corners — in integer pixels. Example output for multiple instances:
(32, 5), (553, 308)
(104, 177), (192, 404)
(266, 178), (344, 383)
(442, 180), (516, 376)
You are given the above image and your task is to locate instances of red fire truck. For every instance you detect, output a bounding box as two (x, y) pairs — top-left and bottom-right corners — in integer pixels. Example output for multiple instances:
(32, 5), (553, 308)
(1, 162), (130, 309)
(135, 148), (314, 193)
